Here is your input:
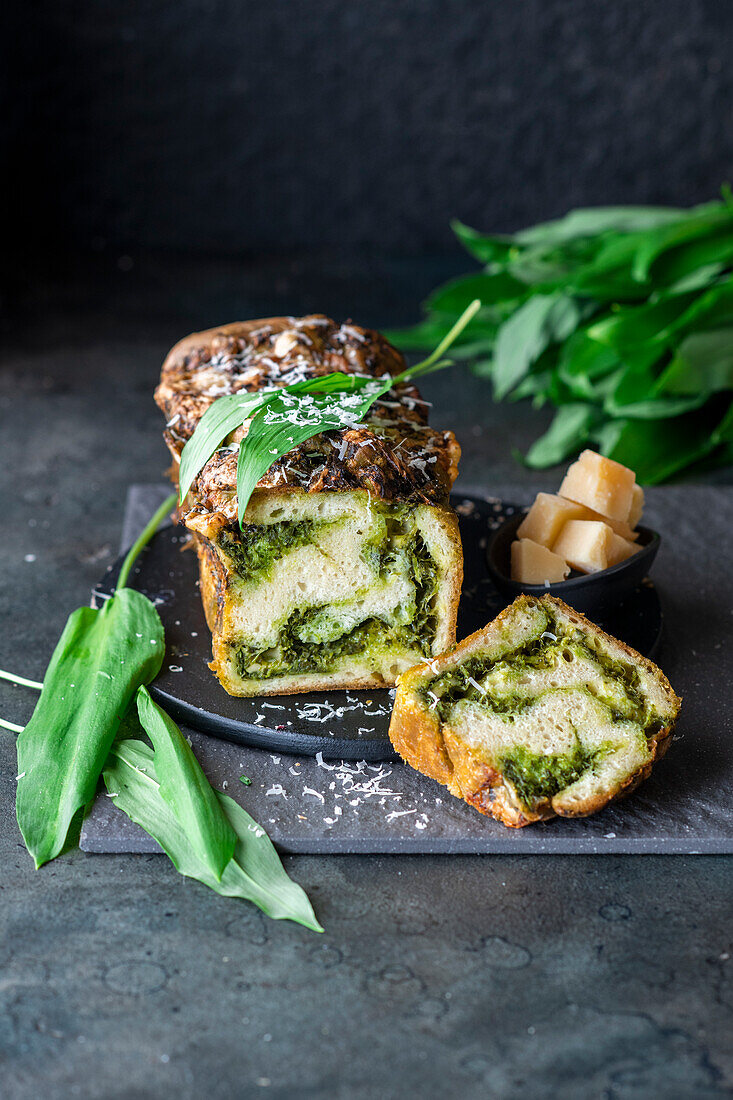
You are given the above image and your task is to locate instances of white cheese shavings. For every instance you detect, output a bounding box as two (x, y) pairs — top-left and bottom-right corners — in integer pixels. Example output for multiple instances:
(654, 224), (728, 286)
(341, 325), (367, 343)
(300, 701), (364, 724)
(303, 787), (325, 802)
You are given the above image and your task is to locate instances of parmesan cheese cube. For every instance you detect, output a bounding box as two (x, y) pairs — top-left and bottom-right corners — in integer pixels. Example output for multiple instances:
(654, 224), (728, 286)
(578, 504), (639, 542)
(511, 538), (570, 585)
(516, 493), (589, 549)
(552, 519), (612, 574)
(607, 532), (640, 568)
(559, 450), (636, 523)
(519, 491), (638, 543)
(627, 483), (645, 529)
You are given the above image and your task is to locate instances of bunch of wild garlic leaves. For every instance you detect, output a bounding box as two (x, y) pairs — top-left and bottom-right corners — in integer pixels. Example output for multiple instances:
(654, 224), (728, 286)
(389, 196), (733, 482)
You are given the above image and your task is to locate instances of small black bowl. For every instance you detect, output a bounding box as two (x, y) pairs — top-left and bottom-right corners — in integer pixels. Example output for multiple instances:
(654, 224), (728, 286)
(486, 512), (661, 617)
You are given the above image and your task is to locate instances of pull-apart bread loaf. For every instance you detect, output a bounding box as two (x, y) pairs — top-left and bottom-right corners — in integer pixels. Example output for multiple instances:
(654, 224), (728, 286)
(155, 316), (463, 696)
(390, 595), (680, 827)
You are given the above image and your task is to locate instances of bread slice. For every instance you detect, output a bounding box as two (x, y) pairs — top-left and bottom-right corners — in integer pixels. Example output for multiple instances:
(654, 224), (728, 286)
(189, 488), (462, 696)
(389, 595), (681, 827)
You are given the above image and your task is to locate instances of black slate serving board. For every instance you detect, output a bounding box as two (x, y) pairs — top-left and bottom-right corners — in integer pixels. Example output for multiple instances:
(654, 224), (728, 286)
(80, 484), (733, 855)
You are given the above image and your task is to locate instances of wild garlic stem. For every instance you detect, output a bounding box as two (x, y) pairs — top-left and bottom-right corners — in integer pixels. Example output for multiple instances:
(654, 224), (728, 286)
(1, 717), (24, 733)
(117, 492), (177, 590)
(0, 670), (43, 690)
(396, 298), (481, 382)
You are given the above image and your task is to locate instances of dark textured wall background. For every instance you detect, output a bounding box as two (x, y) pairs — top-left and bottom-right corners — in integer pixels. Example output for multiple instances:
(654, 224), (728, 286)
(6, 0), (733, 258)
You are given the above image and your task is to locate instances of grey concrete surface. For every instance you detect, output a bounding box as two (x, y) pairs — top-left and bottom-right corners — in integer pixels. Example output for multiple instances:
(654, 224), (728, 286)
(1, 257), (732, 1099)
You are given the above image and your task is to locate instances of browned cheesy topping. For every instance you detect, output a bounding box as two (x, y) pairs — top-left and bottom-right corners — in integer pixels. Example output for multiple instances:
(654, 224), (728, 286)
(155, 315), (460, 520)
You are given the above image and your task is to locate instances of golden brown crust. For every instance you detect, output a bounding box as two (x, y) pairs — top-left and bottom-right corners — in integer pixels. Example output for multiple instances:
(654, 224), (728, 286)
(194, 534), (227, 636)
(390, 685), (456, 790)
(389, 595), (681, 828)
(436, 509), (464, 664)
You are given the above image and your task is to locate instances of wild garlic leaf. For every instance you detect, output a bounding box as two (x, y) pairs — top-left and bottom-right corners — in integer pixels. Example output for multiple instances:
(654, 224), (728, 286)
(450, 218), (515, 264)
(235, 377), (390, 526)
(178, 374), (382, 517)
(562, 221), (727, 299)
(508, 368), (554, 406)
(216, 786), (323, 932)
(586, 291), (700, 349)
(452, 208), (685, 266)
(598, 407), (721, 484)
(425, 272), (524, 315)
(658, 329), (733, 395)
(492, 295), (561, 399)
(591, 280), (733, 354)
(601, 357), (710, 420)
(631, 203), (733, 283)
(513, 205), (687, 247)
(556, 332), (620, 399)
(16, 591), (165, 867)
(604, 386), (708, 421)
(492, 293), (584, 400)
(507, 236), (605, 288)
(178, 391), (272, 504)
(712, 401), (733, 445)
(650, 236), (733, 289)
(104, 738), (323, 932)
(523, 404), (599, 468)
(135, 686), (236, 881)
(668, 279), (733, 338)
(15, 493), (175, 868)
